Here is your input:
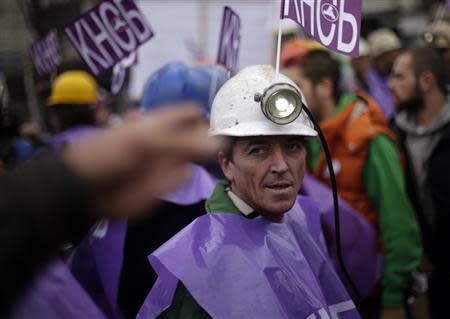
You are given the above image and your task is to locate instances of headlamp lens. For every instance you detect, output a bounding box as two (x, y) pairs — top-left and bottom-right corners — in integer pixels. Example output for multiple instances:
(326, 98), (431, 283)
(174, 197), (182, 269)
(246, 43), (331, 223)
(267, 90), (298, 119)
(262, 84), (303, 124)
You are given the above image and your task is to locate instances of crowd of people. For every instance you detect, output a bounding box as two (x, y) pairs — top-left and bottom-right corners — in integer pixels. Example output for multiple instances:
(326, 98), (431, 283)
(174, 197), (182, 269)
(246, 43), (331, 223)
(0, 11), (449, 319)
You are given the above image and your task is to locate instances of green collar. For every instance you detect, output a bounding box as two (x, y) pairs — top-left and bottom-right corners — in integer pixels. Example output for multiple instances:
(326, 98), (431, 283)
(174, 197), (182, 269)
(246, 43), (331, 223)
(333, 92), (358, 116)
(205, 181), (241, 215)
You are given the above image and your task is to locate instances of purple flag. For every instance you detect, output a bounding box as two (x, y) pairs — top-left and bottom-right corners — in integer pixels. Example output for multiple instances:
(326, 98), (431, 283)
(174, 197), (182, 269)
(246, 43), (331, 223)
(446, 0), (450, 11)
(217, 6), (241, 73)
(280, 0), (361, 57)
(111, 51), (138, 94)
(365, 68), (394, 119)
(10, 260), (108, 319)
(64, 0), (153, 76)
(30, 30), (61, 76)
(138, 197), (360, 319)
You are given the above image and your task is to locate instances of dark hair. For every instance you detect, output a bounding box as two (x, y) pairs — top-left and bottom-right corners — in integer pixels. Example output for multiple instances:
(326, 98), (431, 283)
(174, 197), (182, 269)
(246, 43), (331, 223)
(407, 46), (449, 95)
(301, 50), (342, 103)
(221, 137), (235, 161)
(51, 104), (97, 132)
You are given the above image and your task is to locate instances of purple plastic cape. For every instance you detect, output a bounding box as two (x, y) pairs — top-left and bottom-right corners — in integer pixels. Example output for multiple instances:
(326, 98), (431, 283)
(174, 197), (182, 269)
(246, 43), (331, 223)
(9, 260), (107, 319)
(160, 164), (218, 205)
(67, 164), (217, 317)
(137, 197), (361, 319)
(68, 219), (127, 319)
(50, 126), (98, 151)
(301, 174), (383, 298)
(9, 165), (216, 318)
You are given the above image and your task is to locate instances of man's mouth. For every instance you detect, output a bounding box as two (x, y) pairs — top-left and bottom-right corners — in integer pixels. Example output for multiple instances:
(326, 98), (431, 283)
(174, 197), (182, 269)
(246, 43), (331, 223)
(265, 182), (293, 191)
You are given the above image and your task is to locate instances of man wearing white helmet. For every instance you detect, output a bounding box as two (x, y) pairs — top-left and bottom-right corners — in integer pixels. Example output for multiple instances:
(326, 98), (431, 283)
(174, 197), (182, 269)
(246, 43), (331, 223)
(138, 65), (360, 319)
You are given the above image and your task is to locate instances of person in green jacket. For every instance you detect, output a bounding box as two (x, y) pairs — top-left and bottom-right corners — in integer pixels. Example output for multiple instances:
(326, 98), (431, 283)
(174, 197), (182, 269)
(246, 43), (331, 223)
(288, 49), (422, 319)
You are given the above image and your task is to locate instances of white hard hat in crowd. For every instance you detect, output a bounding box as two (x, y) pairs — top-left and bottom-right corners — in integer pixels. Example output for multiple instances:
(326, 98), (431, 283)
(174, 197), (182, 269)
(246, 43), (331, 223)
(427, 21), (450, 49)
(359, 38), (371, 57)
(367, 28), (401, 58)
(209, 65), (317, 137)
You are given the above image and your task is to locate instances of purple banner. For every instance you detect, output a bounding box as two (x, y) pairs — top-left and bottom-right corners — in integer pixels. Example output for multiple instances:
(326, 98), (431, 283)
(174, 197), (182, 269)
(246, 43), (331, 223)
(446, 0), (450, 11)
(217, 6), (241, 73)
(64, 0), (153, 76)
(30, 30), (61, 77)
(111, 51), (137, 94)
(280, 0), (361, 57)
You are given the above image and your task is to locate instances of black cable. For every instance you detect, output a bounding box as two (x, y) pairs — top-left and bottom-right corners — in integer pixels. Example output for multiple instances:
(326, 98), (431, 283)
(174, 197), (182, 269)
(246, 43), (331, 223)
(302, 106), (361, 300)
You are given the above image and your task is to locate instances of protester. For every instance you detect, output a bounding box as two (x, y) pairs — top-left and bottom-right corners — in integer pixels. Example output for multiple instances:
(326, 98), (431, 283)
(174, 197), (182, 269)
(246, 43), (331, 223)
(47, 70), (99, 150)
(0, 103), (223, 317)
(116, 62), (228, 318)
(424, 21), (450, 83)
(389, 46), (450, 319)
(351, 39), (372, 92)
(366, 28), (402, 119)
(294, 50), (422, 319)
(137, 65), (360, 319)
(280, 38), (326, 90)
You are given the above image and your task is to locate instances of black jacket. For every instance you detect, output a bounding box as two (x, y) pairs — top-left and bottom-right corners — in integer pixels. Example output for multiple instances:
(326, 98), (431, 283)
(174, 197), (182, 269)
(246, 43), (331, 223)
(391, 120), (450, 266)
(0, 154), (93, 315)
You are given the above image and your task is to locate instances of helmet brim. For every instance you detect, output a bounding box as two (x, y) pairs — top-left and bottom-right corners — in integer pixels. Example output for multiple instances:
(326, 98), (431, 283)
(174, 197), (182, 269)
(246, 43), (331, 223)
(209, 121), (317, 137)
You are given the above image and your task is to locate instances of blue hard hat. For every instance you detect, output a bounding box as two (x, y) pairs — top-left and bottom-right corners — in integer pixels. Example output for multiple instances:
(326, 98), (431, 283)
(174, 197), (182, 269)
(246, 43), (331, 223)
(140, 62), (229, 115)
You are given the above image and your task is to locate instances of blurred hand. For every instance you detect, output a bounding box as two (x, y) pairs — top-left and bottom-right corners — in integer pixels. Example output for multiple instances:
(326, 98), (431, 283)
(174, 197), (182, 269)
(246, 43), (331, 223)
(380, 307), (406, 319)
(20, 122), (43, 143)
(63, 103), (223, 219)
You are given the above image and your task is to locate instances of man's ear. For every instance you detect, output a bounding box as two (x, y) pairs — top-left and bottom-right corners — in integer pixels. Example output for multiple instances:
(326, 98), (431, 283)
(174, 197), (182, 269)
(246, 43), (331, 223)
(419, 70), (434, 93)
(218, 151), (233, 182)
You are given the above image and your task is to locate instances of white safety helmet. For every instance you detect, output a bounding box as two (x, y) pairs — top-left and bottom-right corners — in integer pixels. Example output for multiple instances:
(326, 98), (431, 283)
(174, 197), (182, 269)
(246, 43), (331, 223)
(209, 65), (317, 137)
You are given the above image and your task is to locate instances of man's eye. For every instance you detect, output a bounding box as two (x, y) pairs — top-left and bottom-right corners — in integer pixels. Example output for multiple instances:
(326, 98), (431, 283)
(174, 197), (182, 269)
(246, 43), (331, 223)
(249, 147), (264, 155)
(286, 143), (303, 151)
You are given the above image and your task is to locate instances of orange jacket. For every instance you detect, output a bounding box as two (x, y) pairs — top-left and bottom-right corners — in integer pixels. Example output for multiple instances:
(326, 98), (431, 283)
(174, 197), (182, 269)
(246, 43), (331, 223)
(313, 93), (397, 231)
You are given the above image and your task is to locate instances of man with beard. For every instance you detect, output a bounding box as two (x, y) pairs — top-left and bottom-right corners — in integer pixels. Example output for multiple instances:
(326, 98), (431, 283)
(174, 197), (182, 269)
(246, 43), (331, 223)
(295, 50), (422, 319)
(389, 46), (450, 319)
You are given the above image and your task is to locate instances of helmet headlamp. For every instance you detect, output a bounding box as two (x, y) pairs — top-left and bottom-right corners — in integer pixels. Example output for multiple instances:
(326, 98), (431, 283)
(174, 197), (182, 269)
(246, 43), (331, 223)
(256, 83), (303, 125)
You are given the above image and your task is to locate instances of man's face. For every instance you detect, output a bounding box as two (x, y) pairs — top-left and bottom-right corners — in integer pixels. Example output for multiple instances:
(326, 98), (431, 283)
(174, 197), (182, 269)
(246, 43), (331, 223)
(296, 71), (323, 121)
(219, 135), (306, 222)
(389, 53), (423, 112)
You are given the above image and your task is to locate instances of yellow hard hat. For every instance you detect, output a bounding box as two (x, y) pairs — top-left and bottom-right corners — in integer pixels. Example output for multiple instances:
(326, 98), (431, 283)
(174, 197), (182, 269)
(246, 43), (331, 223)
(48, 70), (97, 106)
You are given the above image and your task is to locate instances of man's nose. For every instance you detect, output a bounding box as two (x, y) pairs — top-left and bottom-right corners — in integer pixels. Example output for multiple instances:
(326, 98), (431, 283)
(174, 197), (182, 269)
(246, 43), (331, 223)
(269, 148), (289, 174)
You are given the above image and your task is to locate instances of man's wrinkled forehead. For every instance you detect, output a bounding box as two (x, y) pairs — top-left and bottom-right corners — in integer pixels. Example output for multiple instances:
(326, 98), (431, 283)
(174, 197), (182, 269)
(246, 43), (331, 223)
(236, 135), (305, 148)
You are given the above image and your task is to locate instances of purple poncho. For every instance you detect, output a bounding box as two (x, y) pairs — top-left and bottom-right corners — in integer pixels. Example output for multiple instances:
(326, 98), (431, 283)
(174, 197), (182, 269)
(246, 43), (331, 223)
(137, 197), (361, 319)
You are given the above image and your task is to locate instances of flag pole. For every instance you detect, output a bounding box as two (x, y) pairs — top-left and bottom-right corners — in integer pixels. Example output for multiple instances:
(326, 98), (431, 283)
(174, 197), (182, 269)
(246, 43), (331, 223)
(275, 17), (283, 79)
